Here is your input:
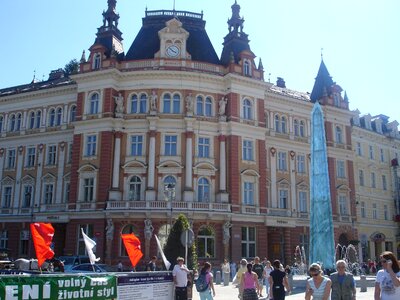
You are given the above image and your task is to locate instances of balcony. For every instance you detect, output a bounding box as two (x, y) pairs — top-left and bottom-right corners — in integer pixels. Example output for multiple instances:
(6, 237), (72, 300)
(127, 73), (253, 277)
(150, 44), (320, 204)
(268, 208), (292, 217)
(106, 200), (231, 212)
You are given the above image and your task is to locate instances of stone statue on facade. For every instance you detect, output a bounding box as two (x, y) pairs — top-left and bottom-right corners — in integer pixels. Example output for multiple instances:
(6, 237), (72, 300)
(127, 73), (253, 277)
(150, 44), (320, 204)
(106, 219), (114, 241)
(113, 92), (124, 117)
(186, 93), (194, 116)
(150, 90), (158, 114)
(144, 219), (154, 240)
(222, 221), (232, 245)
(219, 96), (227, 117)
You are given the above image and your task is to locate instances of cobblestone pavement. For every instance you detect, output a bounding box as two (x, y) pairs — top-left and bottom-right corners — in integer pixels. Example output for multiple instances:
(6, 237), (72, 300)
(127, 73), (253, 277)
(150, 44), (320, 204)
(192, 276), (377, 300)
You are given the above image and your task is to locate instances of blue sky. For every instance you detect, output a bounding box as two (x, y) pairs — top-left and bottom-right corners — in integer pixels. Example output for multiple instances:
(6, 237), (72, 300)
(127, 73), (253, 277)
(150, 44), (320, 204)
(1, 0), (399, 122)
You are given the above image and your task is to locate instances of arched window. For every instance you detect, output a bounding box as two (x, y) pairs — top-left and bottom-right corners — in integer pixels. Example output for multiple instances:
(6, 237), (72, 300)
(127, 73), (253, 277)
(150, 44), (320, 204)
(197, 226), (215, 258)
(281, 116), (287, 134)
(9, 114), (16, 131)
(197, 178), (210, 202)
(130, 94), (138, 113)
(93, 53), (101, 70)
(275, 115), (280, 132)
(172, 94), (180, 113)
(35, 111), (41, 128)
(205, 97), (212, 116)
(163, 176), (176, 201)
(29, 112), (35, 129)
(16, 113), (22, 131)
(163, 94), (171, 113)
(244, 61), (250, 76)
(48, 109), (55, 127)
(299, 121), (305, 137)
(333, 94), (340, 107)
(243, 99), (252, 120)
(56, 108), (62, 126)
(128, 176), (141, 201)
(335, 126), (343, 143)
(70, 106), (77, 122)
(120, 225), (139, 256)
(139, 94), (147, 113)
(294, 119), (299, 136)
(196, 96), (203, 116)
(89, 93), (99, 114)
(0, 115), (3, 132)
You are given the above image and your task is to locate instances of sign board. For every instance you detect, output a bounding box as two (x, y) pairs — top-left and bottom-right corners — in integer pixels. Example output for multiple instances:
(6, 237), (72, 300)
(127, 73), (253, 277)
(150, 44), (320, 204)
(180, 229), (194, 247)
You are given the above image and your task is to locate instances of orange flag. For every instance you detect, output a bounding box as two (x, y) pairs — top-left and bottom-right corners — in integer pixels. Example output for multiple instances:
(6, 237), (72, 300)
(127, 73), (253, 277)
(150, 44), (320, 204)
(30, 223), (55, 267)
(121, 233), (143, 267)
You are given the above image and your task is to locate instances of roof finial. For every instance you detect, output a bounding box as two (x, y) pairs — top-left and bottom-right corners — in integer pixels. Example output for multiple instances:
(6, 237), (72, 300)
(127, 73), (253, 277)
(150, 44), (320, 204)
(321, 47), (324, 61)
(173, 0), (176, 11)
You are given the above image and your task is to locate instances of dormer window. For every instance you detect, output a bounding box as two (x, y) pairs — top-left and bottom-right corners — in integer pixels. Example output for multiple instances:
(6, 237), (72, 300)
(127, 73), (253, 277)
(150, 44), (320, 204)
(333, 93), (340, 107)
(93, 53), (101, 70)
(244, 60), (251, 76)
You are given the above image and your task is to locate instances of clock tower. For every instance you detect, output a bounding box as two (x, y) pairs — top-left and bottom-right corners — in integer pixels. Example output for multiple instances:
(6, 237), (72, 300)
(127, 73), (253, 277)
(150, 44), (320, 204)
(156, 18), (191, 60)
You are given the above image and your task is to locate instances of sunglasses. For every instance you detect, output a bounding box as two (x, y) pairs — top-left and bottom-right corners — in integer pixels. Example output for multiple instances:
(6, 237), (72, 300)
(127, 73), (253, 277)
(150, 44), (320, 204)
(310, 273), (319, 277)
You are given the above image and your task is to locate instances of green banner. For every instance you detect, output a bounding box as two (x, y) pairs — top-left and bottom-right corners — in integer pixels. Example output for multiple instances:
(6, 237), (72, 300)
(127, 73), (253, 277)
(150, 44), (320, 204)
(0, 274), (117, 300)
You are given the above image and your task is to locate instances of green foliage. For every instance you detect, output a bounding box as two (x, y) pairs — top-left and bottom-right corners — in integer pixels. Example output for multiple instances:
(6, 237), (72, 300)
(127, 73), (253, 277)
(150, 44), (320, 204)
(64, 59), (79, 76)
(163, 214), (197, 270)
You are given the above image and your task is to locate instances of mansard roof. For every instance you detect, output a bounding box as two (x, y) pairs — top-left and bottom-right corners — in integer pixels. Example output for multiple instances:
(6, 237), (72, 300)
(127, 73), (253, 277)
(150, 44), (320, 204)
(125, 10), (220, 65)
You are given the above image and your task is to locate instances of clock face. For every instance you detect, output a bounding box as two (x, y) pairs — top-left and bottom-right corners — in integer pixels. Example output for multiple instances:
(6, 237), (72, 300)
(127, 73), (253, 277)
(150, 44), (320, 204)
(166, 45), (180, 58)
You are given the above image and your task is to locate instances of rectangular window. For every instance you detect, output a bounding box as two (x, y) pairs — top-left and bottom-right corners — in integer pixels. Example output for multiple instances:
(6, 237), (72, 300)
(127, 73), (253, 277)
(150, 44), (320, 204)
(369, 145), (374, 160)
(380, 148), (385, 162)
(83, 178), (94, 202)
(47, 145), (57, 165)
(198, 137), (210, 158)
(197, 230), (215, 258)
(26, 147), (36, 167)
(339, 195), (348, 215)
(44, 184), (54, 204)
(359, 170), (364, 186)
(299, 191), (307, 212)
(130, 135), (143, 156)
(164, 135), (177, 156)
(242, 140), (253, 161)
(64, 182), (70, 203)
(361, 202), (366, 218)
(86, 135), (97, 156)
(23, 185), (33, 207)
(278, 152), (287, 171)
(297, 155), (305, 173)
(2, 187), (12, 208)
(243, 182), (254, 205)
(384, 205), (388, 220)
(68, 143), (73, 164)
(0, 230), (8, 249)
(279, 189), (288, 209)
(241, 227), (256, 258)
(336, 160), (345, 178)
(19, 230), (30, 256)
(372, 203), (377, 219)
(356, 142), (362, 156)
(371, 172), (376, 188)
(382, 175), (387, 191)
(6, 149), (16, 169)
(78, 224), (94, 255)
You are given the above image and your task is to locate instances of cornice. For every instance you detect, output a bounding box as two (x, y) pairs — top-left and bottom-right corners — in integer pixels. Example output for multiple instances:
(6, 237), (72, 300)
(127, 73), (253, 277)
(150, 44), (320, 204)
(0, 84), (77, 103)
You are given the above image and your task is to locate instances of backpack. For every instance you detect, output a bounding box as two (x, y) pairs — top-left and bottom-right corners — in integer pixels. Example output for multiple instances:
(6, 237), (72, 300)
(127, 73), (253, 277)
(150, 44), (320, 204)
(195, 273), (209, 292)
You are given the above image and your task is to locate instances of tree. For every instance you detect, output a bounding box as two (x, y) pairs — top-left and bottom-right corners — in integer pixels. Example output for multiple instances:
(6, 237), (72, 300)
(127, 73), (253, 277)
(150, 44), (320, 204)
(64, 59), (79, 76)
(163, 214), (198, 270)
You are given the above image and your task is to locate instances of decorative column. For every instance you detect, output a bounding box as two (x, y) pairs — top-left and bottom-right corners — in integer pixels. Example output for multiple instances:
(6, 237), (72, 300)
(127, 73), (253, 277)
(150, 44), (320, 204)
(217, 135), (229, 202)
(289, 150), (296, 216)
(270, 147), (277, 207)
(146, 130), (157, 201)
(109, 132), (122, 201)
(34, 144), (45, 212)
(144, 219), (154, 260)
(13, 146), (24, 211)
(56, 142), (66, 204)
(183, 131), (194, 201)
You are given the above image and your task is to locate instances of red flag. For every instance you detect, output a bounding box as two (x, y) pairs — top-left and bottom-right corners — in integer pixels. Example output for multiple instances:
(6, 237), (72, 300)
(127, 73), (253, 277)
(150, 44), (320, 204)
(30, 223), (55, 267)
(121, 233), (143, 267)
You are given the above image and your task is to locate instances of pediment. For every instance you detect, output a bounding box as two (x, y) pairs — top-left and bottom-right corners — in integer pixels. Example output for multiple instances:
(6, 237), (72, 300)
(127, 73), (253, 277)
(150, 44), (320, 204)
(193, 162), (217, 171)
(123, 160), (147, 169)
(78, 163), (98, 173)
(1, 176), (14, 185)
(241, 169), (260, 178)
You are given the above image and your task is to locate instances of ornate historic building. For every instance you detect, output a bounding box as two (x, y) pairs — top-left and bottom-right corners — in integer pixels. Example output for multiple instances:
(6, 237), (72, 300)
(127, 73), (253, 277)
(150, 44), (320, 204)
(0, 1), (399, 268)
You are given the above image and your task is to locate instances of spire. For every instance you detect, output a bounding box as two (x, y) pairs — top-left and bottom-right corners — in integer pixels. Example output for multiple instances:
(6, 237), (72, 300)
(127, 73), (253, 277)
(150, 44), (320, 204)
(80, 50), (86, 63)
(92, 0), (124, 58)
(258, 58), (264, 71)
(344, 91), (349, 102)
(310, 59), (334, 103)
(221, 1), (251, 66)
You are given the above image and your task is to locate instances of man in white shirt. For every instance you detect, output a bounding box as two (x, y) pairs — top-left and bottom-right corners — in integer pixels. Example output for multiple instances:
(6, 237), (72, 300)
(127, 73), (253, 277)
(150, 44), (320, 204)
(172, 257), (190, 300)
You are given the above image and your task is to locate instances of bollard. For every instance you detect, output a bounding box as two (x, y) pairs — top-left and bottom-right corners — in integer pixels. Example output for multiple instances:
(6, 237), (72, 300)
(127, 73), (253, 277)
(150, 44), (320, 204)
(224, 272), (230, 286)
(215, 270), (221, 285)
(360, 275), (367, 292)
